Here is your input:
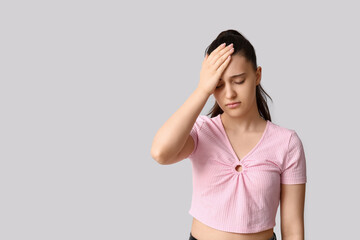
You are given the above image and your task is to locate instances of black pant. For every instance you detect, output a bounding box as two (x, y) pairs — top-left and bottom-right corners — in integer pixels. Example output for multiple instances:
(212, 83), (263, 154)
(189, 231), (277, 240)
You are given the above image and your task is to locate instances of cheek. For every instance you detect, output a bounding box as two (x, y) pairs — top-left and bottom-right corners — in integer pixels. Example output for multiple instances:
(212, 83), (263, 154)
(213, 94), (222, 105)
(241, 89), (254, 100)
(244, 88), (257, 102)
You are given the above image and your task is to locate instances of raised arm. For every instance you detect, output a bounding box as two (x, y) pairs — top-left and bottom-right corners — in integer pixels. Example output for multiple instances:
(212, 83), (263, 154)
(150, 88), (209, 165)
(150, 42), (234, 165)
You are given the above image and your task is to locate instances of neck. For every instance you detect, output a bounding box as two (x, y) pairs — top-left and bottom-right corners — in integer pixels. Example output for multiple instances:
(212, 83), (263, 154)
(220, 108), (265, 133)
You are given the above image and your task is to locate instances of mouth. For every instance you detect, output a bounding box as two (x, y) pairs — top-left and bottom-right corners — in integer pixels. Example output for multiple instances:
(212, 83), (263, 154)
(226, 101), (241, 106)
(226, 102), (241, 108)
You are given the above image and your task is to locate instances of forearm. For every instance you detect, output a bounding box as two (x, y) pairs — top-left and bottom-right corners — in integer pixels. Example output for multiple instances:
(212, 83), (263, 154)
(281, 219), (304, 240)
(281, 224), (304, 240)
(281, 235), (304, 240)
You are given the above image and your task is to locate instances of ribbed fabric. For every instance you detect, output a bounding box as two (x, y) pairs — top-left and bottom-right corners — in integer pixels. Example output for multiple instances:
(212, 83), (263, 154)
(188, 114), (307, 233)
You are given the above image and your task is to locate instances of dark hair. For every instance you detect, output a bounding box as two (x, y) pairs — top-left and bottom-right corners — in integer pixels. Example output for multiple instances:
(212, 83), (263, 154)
(204, 29), (273, 121)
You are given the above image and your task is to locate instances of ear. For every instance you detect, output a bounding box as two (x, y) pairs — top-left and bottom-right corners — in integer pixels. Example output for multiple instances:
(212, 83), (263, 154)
(256, 66), (262, 85)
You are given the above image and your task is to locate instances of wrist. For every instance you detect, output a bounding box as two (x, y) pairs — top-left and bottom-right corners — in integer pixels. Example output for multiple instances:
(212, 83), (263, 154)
(195, 87), (211, 99)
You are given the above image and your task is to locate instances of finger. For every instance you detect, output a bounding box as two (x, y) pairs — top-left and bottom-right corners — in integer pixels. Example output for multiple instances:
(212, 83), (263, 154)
(216, 55), (232, 74)
(210, 43), (233, 65)
(207, 43), (226, 62)
(213, 46), (234, 71)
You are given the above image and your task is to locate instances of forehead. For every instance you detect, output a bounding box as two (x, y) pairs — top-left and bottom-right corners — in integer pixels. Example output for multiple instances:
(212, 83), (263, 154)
(220, 54), (251, 80)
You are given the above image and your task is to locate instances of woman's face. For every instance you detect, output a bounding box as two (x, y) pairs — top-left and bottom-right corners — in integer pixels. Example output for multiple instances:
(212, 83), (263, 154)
(213, 54), (262, 117)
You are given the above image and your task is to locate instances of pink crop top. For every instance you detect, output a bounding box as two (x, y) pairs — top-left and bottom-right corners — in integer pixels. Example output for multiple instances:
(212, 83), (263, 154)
(188, 114), (307, 233)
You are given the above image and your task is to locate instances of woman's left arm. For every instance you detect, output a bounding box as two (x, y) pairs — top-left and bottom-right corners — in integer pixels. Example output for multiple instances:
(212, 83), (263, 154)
(280, 183), (306, 240)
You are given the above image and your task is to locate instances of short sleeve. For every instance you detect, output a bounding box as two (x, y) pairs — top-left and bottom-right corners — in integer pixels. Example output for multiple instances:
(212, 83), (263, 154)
(280, 131), (307, 184)
(188, 115), (206, 159)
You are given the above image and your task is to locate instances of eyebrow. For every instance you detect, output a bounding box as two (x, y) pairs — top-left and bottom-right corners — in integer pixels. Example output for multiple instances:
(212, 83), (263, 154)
(220, 73), (246, 80)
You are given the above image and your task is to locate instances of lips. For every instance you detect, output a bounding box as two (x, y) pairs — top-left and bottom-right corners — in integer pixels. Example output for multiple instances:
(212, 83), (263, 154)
(226, 101), (241, 106)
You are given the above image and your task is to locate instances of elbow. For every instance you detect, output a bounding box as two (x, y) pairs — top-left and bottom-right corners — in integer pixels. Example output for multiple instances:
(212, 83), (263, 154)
(151, 148), (167, 165)
(151, 148), (177, 165)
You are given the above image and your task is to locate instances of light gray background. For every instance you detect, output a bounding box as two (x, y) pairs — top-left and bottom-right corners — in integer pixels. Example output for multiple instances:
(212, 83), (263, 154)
(1, 1), (359, 239)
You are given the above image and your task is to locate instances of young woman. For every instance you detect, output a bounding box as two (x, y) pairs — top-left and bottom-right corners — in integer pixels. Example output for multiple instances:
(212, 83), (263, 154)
(151, 29), (307, 240)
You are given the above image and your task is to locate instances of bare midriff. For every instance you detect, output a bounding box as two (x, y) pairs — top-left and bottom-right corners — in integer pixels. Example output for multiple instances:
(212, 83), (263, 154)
(191, 217), (274, 240)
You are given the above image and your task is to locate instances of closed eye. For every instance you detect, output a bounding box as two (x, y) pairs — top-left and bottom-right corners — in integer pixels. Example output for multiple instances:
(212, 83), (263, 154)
(235, 80), (245, 84)
(216, 79), (245, 89)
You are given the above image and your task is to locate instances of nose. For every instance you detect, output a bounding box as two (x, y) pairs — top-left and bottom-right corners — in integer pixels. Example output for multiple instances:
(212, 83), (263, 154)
(225, 84), (236, 98)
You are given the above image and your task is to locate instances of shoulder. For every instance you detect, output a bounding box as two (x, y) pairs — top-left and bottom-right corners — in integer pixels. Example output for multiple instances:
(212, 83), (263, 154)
(268, 120), (298, 136)
(191, 114), (213, 134)
(266, 120), (304, 146)
(191, 114), (220, 136)
(194, 114), (215, 126)
(197, 114), (212, 120)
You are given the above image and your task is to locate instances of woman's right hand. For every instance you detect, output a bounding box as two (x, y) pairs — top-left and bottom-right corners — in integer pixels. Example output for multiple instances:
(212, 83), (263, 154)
(197, 43), (234, 96)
